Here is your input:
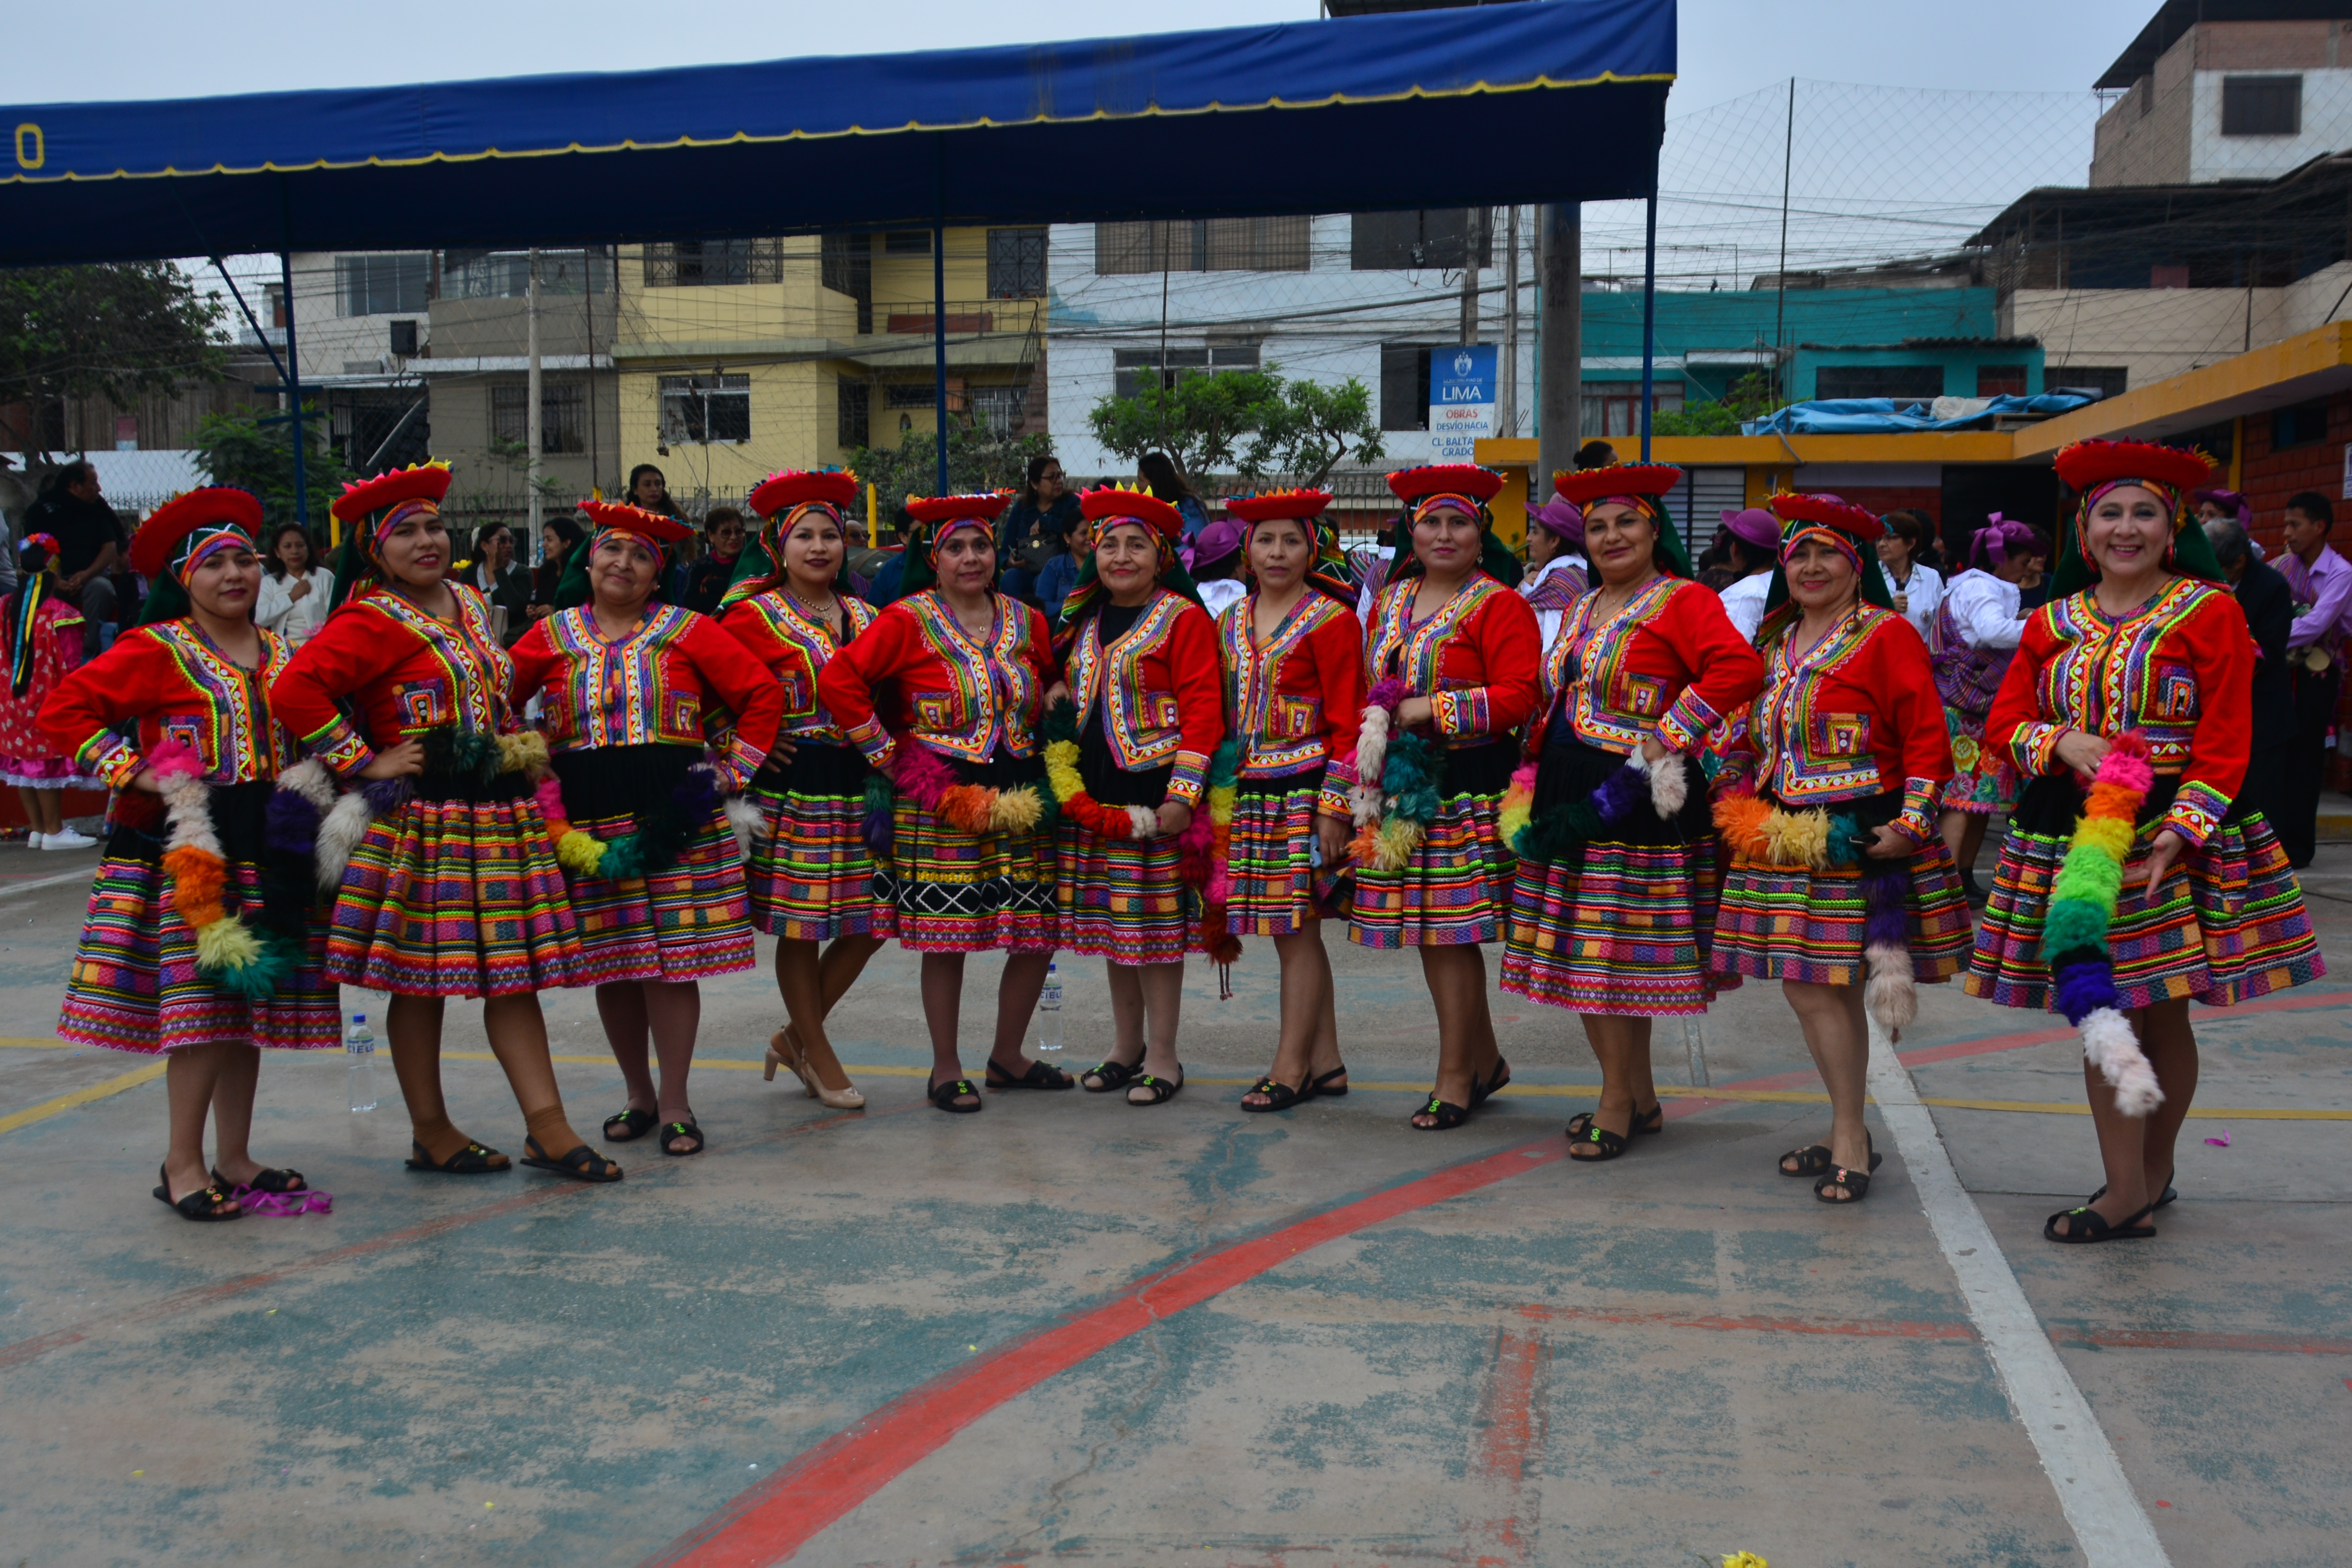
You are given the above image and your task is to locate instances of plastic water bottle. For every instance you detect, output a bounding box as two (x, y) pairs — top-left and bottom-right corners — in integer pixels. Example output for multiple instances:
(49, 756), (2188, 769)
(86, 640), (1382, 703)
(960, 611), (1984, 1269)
(346, 1013), (378, 1113)
(1035, 964), (1063, 1053)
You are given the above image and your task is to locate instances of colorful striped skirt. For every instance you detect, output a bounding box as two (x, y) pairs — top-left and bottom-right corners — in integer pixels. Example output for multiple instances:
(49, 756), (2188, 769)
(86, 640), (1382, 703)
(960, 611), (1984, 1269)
(60, 783), (340, 1054)
(1058, 823), (1193, 966)
(1966, 776), (2325, 1011)
(745, 742), (877, 943)
(1711, 791), (1975, 987)
(1500, 740), (1721, 1015)
(872, 747), (1057, 954)
(327, 766), (584, 998)
(1349, 740), (1517, 951)
(549, 745), (754, 985)
(1939, 705), (2018, 814)
(1225, 770), (1340, 937)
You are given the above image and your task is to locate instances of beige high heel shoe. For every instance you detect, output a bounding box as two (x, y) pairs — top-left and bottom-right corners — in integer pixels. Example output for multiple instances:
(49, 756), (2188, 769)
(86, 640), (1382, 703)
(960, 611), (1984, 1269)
(768, 1026), (866, 1110)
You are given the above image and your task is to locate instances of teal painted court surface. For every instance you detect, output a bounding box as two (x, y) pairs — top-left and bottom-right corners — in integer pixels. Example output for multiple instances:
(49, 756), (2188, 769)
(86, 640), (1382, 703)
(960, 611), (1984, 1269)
(1, 843), (2348, 1567)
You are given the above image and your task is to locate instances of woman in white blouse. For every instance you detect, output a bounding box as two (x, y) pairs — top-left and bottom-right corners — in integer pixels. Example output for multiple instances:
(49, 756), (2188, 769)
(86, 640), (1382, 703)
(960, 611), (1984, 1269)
(1875, 509), (1944, 640)
(1929, 517), (2035, 897)
(253, 522), (334, 646)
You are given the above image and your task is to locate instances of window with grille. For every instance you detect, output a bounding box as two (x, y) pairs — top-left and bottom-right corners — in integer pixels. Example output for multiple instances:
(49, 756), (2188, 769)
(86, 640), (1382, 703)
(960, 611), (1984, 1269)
(1813, 365), (1944, 402)
(971, 385), (1025, 435)
(490, 382), (586, 454)
(1111, 344), (1258, 400)
(641, 240), (784, 287)
(1349, 211), (1491, 271)
(441, 249), (610, 299)
(1579, 381), (1685, 439)
(1380, 345), (1434, 431)
(2222, 75), (2301, 137)
(659, 374), (751, 443)
(337, 253), (431, 316)
(2048, 366), (2128, 400)
(885, 383), (945, 410)
(1094, 219), (1310, 275)
(988, 229), (1049, 297)
(2274, 399), (2329, 450)
(1976, 365), (2029, 397)
(837, 379), (870, 450)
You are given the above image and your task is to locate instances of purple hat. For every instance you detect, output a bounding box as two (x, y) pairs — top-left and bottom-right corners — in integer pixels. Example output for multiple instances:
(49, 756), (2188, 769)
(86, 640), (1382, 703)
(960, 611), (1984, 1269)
(1720, 507), (1780, 551)
(1530, 497), (1583, 541)
(1186, 518), (1245, 572)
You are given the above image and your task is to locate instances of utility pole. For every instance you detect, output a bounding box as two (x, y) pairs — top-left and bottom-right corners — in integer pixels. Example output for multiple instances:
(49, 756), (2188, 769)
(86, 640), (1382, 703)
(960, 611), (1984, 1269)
(527, 248), (544, 548)
(1501, 205), (1521, 435)
(1458, 206), (1480, 347)
(1773, 78), (1795, 398)
(1538, 203), (1582, 495)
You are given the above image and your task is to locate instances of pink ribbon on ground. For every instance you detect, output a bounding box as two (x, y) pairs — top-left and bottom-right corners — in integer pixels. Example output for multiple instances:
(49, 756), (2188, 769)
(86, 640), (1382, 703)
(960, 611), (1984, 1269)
(229, 1185), (334, 1215)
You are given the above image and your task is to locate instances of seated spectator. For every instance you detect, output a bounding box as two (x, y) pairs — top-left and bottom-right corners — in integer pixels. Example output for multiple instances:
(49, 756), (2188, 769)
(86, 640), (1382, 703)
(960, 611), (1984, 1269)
(999, 454), (1080, 605)
(22, 460), (124, 659)
(1036, 515), (1092, 619)
(680, 506), (746, 612)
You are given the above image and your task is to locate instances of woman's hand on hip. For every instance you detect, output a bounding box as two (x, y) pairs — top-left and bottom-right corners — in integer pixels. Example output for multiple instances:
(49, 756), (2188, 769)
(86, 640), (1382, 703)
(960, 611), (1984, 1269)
(359, 739), (426, 781)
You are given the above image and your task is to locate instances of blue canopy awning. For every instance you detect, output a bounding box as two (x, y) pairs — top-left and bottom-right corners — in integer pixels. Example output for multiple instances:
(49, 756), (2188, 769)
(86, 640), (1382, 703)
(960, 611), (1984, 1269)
(0, 0), (1672, 265)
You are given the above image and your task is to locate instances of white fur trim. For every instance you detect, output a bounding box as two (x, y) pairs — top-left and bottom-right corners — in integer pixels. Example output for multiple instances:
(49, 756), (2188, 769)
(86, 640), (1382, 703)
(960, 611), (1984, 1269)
(1647, 750), (1688, 820)
(1124, 804), (1162, 839)
(1863, 942), (1917, 1035)
(2081, 1006), (2163, 1117)
(1348, 782), (1386, 829)
(1351, 705), (1393, 797)
(314, 793), (377, 891)
(724, 794), (765, 858)
(276, 757), (337, 811)
(156, 771), (222, 858)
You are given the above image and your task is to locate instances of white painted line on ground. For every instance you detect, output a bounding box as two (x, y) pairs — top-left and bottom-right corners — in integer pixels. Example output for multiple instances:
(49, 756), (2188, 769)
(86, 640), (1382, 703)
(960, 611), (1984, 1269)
(1867, 1020), (2171, 1568)
(0, 867), (96, 903)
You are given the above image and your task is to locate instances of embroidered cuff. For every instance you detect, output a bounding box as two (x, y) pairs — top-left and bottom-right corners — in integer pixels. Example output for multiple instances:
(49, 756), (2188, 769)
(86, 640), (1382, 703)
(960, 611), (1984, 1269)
(75, 730), (142, 791)
(1656, 689), (1726, 756)
(301, 716), (375, 781)
(1166, 749), (1209, 808)
(844, 711), (897, 770)
(1428, 686), (1492, 738)
(2163, 781), (2230, 851)
(715, 732), (766, 795)
(2010, 721), (2066, 777)
(1894, 775), (1941, 845)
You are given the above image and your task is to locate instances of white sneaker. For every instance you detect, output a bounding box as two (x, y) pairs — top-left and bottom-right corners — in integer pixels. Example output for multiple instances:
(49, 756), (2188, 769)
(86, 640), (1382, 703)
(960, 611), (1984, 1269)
(24, 832), (41, 850)
(41, 827), (96, 850)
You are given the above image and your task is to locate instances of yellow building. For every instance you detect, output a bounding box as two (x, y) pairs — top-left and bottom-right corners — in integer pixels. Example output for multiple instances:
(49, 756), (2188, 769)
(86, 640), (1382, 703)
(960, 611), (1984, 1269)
(610, 229), (1044, 509)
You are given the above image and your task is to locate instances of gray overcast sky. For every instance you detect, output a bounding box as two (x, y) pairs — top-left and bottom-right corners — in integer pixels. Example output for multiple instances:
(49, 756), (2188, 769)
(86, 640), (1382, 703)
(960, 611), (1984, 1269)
(24, 1), (2154, 113)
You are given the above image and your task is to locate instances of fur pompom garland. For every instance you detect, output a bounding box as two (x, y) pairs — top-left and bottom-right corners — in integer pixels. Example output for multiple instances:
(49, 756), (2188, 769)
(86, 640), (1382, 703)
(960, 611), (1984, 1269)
(1627, 746), (1689, 820)
(2039, 733), (2162, 1117)
(141, 740), (311, 1001)
(724, 794), (766, 857)
(876, 723), (1054, 838)
(1345, 681), (1448, 872)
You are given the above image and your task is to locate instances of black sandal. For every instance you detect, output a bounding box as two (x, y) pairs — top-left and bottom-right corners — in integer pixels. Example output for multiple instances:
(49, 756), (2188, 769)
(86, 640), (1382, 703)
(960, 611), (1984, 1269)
(1412, 1096), (1470, 1130)
(1567, 1104), (1662, 1142)
(1469, 1058), (1512, 1108)
(659, 1117), (706, 1156)
(2044, 1201), (2157, 1243)
(1308, 1065), (1350, 1099)
(1813, 1152), (1885, 1204)
(1241, 1076), (1305, 1113)
(1127, 1070), (1184, 1106)
(985, 1058), (1075, 1091)
(519, 1136), (624, 1183)
(1779, 1145), (1833, 1177)
(154, 1163), (240, 1221)
(928, 1076), (983, 1114)
(2089, 1170), (2178, 1210)
(1567, 1120), (1632, 1160)
(1079, 1058), (1141, 1093)
(405, 1139), (510, 1175)
(214, 1165), (307, 1195)
(602, 1106), (659, 1142)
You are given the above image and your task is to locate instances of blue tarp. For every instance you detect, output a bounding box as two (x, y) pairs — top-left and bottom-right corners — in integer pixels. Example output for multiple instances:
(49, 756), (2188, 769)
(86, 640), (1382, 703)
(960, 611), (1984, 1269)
(1741, 392), (2097, 436)
(0, 0), (1673, 265)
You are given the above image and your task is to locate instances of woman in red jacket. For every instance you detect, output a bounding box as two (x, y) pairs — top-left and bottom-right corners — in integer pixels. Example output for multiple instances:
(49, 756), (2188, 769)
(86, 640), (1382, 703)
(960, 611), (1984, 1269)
(1354, 466), (1543, 1129)
(1968, 440), (2323, 1243)
(272, 463), (614, 1184)
(509, 500), (784, 1157)
(718, 469), (883, 1112)
(816, 492), (1070, 1113)
(1502, 465), (1765, 1160)
(46, 490), (338, 1220)
(1710, 493), (1972, 1203)
(1220, 490), (1364, 1112)
(1048, 485), (1225, 1106)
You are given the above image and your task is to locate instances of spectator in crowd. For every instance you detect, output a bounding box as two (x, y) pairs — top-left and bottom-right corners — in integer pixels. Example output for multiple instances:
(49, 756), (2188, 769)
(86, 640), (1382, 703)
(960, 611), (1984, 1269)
(865, 505), (917, 607)
(2015, 527), (2057, 612)
(680, 506), (746, 613)
(998, 454), (1080, 605)
(23, 460), (124, 659)
(463, 521), (533, 643)
(1715, 505), (1781, 640)
(2274, 490), (2352, 867)
(838, 510), (876, 603)
(629, 464), (682, 518)
(2196, 486), (2256, 545)
(1138, 451), (1211, 543)
(0, 455), (32, 594)
(1875, 508), (1944, 640)
(1035, 513), (1091, 617)
(1575, 439), (1617, 470)
(254, 522), (335, 647)
(1519, 494), (1589, 655)
(1188, 519), (1248, 620)
(526, 514), (587, 623)
(2205, 514), (2296, 830)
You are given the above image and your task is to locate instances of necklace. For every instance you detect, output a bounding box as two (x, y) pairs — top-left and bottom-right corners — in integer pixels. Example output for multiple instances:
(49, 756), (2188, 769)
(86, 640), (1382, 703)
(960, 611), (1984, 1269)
(783, 583), (840, 623)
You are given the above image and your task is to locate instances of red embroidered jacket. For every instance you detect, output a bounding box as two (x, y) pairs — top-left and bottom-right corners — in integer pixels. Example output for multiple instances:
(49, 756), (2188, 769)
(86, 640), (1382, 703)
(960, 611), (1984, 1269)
(1063, 588), (1225, 807)
(1218, 590), (1364, 818)
(719, 590), (879, 745)
(1361, 576), (1543, 747)
(1529, 576), (1764, 756)
(269, 584), (518, 779)
(44, 620), (296, 788)
(817, 588), (1054, 770)
(509, 604), (783, 793)
(1986, 579), (2253, 850)
(1717, 606), (1952, 844)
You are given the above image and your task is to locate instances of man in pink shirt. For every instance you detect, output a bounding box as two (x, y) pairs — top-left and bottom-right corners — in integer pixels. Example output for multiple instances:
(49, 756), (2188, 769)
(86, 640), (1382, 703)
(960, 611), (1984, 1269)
(2274, 490), (2352, 867)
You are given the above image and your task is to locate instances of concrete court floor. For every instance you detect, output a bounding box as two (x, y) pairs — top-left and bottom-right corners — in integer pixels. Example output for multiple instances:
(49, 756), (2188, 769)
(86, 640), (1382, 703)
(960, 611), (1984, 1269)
(0, 838), (2348, 1568)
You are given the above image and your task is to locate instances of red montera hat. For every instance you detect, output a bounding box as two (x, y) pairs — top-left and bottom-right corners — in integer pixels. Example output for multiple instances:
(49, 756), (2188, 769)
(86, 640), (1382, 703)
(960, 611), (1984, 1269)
(749, 468), (859, 520)
(1079, 484), (1183, 539)
(1388, 465), (1504, 506)
(331, 461), (453, 522)
(129, 488), (265, 578)
(1768, 491), (1884, 542)
(2052, 440), (2215, 498)
(1226, 489), (1334, 524)
(905, 492), (1014, 526)
(1554, 464), (1681, 508)
(578, 499), (693, 547)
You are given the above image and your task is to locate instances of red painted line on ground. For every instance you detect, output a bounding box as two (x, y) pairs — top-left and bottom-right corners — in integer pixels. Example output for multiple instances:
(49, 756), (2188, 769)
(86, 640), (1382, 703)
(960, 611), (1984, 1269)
(2049, 1325), (2352, 1357)
(1517, 1302), (1978, 1343)
(644, 1137), (1570, 1568)
(1464, 1323), (1546, 1568)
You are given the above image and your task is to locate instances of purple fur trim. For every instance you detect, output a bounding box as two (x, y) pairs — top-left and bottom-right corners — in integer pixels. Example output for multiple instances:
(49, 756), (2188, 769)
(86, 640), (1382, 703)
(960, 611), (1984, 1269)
(2050, 958), (2122, 1028)
(1364, 675), (1407, 712)
(1859, 859), (1911, 950)
(862, 800), (894, 854)
(1588, 760), (1650, 825)
(361, 777), (414, 815)
(264, 787), (321, 853)
(671, 766), (720, 821)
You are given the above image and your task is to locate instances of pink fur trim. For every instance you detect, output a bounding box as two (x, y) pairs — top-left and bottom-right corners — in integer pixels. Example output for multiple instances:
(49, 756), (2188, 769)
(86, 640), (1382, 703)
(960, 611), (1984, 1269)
(891, 743), (957, 809)
(147, 736), (204, 779)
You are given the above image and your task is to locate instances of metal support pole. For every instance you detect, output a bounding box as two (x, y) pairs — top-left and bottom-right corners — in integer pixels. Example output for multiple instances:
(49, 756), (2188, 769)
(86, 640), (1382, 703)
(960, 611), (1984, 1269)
(1640, 194), (1659, 465)
(1537, 202), (1581, 496)
(1774, 77), (1795, 398)
(279, 247), (308, 533)
(934, 138), (951, 499)
(527, 249), (544, 540)
(1458, 206), (1480, 348)
(1501, 206), (1521, 436)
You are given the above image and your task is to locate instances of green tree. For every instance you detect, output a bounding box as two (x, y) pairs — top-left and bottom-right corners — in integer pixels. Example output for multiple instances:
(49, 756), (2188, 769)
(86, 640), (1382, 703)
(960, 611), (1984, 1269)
(1651, 370), (1784, 437)
(1244, 376), (1385, 487)
(1088, 366), (1383, 486)
(190, 405), (355, 537)
(0, 262), (228, 453)
(849, 421), (1053, 529)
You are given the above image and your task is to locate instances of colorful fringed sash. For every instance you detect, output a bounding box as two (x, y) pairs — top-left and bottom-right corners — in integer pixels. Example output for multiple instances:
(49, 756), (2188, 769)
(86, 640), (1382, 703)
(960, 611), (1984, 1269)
(148, 740), (334, 1001)
(1345, 677), (1446, 870)
(1713, 787), (1918, 1032)
(2040, 732), (2162, 1116)
(1501, 745), (1688, 865)
(536, 764), (722, 882)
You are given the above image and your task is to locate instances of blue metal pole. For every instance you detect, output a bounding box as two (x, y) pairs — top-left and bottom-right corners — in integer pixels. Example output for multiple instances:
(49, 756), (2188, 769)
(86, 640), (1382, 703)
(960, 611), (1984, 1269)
(1639, 192), (1658, 464)
(280, 246), (309, 533)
